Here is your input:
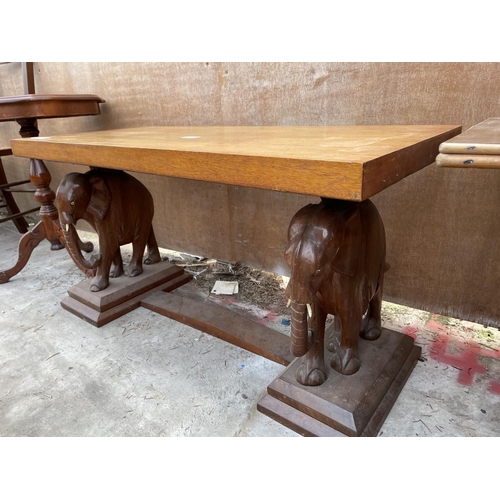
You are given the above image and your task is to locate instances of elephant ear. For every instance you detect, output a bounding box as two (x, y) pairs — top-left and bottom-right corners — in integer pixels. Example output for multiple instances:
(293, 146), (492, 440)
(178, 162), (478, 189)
(87, 177), (111, 220)
(331, 209), (361, 277)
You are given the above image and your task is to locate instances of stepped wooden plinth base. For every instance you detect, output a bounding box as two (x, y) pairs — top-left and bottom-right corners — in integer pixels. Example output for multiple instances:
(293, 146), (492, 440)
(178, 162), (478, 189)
(61, 261), (191, 327)
(258, 328), (421, 437)
(141, 291), (294, 366)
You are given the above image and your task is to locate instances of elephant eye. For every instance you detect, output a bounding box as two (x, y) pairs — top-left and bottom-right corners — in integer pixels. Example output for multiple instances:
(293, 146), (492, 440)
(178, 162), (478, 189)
(70, 201), (75, 206)
(314, 269), (321, 276)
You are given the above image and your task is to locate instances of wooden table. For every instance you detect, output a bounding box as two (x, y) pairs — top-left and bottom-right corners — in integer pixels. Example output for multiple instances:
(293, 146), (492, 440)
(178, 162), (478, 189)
(0, 94), (105, 121)
(10, 125), (460, 200)
(436, 117), (500, 169)
(0, 94), (105, 233)
(6, 124), (461, 437)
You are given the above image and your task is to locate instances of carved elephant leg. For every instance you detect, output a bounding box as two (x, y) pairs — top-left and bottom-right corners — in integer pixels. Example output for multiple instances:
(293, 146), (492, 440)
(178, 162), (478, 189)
(144, 227), (161, 265)
(295, 302), (327, 386)
(125, 234), (148, 277)
(360, 274), (384, 341)
(90, 250), (113, 292)
(109, 248), (124, 278)
(329, 303), (363, 375)
(127, 225), (161, 275)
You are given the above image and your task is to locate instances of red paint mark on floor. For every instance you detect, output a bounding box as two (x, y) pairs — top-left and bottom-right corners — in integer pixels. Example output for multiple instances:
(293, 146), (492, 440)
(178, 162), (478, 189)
(402, 326), (418, 340)
(426, 319), (448, 335)
(429, 333), (487, 385)
(428, 332), (500, 394)
(489, 381), (500, 395)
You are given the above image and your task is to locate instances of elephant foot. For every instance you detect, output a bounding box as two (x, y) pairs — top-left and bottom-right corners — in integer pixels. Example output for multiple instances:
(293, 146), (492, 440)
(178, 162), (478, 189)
(360, 317), (382, 341)
(109, 264), (124, 278)
(330, 347), (360, 375)
(124, 263), (143, 277)
(294, 351), (326, 386)
(326, 332), (340, 353)
(90, 275), (110, 292)
(144, 252), (161, 265)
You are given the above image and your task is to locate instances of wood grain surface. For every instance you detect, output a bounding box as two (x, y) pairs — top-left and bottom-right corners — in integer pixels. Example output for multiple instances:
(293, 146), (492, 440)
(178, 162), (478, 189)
(437, 118), (500, 169)
(439, 117), (500, 154)
(11, 125), (460, 200)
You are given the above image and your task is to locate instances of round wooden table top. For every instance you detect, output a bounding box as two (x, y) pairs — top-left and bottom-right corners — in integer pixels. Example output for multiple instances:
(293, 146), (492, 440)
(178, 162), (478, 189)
(0, 94), (105, 122)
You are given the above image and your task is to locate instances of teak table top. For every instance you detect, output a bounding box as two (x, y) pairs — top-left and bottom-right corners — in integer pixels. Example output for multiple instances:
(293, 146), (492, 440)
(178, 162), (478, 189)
(436, 118), (500, 169)
(11, 125), (461, 201)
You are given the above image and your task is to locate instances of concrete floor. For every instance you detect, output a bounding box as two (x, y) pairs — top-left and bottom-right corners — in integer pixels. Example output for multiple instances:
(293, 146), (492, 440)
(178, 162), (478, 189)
(1, 220), (499, 437)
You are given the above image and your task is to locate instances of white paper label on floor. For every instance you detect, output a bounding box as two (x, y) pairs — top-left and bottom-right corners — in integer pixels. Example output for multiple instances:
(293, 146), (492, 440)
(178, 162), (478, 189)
(211, 281), (239, 295)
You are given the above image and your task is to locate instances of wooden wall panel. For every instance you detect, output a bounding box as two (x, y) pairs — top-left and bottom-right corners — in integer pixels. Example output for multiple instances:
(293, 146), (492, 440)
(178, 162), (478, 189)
(1, 62), (499, 326)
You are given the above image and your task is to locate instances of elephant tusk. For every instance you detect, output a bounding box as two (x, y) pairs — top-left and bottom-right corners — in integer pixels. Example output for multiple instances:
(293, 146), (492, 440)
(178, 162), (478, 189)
(286, 299), (291, 308)
(307, 303), (313, 318)
(65, 224), (70, 232)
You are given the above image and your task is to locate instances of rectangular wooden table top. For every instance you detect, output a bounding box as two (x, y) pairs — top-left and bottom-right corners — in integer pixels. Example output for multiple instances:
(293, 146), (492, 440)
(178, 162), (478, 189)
(436, 118), (500, 169)
(11, 125), (461, 201)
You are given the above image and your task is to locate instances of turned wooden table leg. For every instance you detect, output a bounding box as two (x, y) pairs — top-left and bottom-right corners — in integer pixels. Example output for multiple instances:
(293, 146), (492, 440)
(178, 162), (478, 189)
(19, 120), (64, 250)
(0, 157), (63, 283)
(29, 158), (64, 251)
(16, 118), (40, 139)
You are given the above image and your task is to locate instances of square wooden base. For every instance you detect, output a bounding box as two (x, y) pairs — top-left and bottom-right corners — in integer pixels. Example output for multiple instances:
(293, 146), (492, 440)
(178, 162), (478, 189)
(258, 328), (421, 437)
(61, 261), (191, 327)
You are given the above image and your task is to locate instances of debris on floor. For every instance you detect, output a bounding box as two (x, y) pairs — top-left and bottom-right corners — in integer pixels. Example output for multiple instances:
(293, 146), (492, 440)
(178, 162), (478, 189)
(162, 252), (290, 317)
(210, 281), (239, 295)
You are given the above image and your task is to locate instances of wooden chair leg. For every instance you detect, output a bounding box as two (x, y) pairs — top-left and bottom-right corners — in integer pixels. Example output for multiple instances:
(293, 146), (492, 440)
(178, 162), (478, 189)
(0, 158), (30, 234)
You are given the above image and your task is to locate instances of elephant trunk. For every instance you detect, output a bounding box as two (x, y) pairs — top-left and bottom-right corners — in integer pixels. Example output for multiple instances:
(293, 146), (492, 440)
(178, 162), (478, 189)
(61, 222), (101, 276)
(290, 301), (311, 357)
